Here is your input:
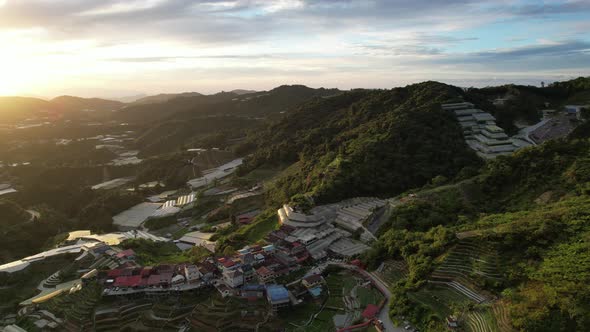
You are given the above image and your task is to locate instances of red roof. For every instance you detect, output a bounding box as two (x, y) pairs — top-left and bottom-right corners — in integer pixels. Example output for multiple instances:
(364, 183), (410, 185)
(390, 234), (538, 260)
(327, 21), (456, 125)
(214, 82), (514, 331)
(147, 272), (173, 286)
(140, 267), (153, 277)
(362, 304), (380, 319)
(107, 269), (123, 278)
(350, 259), (364, 269)
(256, 266), (273, 277)
(116, 249), (135, 258)
(114, 275), (142, 287)
(222, 259), (236, 268)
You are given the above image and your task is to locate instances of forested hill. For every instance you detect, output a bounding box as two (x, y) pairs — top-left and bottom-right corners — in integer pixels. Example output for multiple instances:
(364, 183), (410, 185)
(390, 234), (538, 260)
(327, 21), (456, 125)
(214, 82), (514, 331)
(0, 96), (124, 123)
(113, 85), (341, 125)
(126, 85), (342, 156)
(363, 129), (590, 331)
(238, 81), (482, 205)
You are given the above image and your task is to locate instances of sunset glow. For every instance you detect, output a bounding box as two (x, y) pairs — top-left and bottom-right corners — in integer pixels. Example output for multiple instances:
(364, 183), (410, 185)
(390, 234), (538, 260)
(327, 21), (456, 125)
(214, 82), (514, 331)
(0, 0), (588, 97)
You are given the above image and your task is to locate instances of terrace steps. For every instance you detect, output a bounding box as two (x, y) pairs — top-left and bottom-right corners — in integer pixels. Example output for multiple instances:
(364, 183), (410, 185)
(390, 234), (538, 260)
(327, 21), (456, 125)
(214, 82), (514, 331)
(492, 302), (514, 332)
(428, 280), (487, 303)
(466, 310), (493, 332)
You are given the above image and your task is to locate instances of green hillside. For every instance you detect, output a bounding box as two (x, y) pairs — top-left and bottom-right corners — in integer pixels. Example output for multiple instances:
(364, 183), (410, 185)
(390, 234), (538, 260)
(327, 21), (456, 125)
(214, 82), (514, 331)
(365, 134), (590, 331)
(240, 81), (482, 205)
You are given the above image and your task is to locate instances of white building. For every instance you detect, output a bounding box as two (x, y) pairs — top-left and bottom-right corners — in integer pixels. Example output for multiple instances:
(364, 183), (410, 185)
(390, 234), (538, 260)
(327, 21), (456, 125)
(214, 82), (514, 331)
(184, 265), (201, 283)
(223, 269), (244, 288)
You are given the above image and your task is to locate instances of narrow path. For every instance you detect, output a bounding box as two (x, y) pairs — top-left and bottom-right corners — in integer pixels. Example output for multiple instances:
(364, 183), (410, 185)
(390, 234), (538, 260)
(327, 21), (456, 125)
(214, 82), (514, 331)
(308, 261), (404, 332)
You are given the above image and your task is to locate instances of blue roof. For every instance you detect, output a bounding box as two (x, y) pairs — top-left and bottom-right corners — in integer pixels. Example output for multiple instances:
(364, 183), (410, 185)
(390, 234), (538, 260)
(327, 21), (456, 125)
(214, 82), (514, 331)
(309, 286), (322, 297)
(243, 284), (265, 291)
(266, 285), (289, 302)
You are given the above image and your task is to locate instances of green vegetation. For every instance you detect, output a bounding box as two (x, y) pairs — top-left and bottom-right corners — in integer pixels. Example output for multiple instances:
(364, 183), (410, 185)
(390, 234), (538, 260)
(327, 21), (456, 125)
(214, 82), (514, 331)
(144, 215), (177, 230)
(366, 134), (590, 331)
(40, 282), (103, 327)
(239, 81), (481, 206)
(0, 199), (30, 226)
(215, 209), (279, 252)
(0, 254), (77, 314)
(120, 238), (211, 265)
(465, 77), (590, 134)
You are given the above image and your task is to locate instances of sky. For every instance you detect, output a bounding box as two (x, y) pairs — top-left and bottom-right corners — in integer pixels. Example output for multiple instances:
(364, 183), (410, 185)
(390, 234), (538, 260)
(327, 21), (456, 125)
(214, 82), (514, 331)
(0, 0), (589, 98)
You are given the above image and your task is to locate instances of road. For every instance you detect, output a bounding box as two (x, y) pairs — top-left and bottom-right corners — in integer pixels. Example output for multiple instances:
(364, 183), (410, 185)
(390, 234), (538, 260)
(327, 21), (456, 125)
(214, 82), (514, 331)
(308, 261), (404, 332)
(369, 271), (405, 332)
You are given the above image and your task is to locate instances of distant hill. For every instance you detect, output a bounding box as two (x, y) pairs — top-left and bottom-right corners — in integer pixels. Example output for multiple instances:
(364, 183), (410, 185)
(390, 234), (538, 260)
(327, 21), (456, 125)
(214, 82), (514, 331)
(0, 96), (51, 123)
(50, 95), (125, 112)
(114, 94), (147, 103)
(114, 85), (341, 126)
(229, 89), (257, 95)
(0, 95), (125, 123)
(130, 92), (203, 105)
(125, 85), (342, 156)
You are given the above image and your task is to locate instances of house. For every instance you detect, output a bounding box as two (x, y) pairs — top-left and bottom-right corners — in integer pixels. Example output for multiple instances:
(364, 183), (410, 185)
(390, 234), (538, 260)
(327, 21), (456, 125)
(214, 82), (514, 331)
(115, 249), (136, 260)
(147, 273), (173, 287)
(218, 257), (239, 270)
(184, 265), (201, 283)
(274, 251), (296, 268)
(216, 283), (233, 298)
(240, 264), (255, 282)
(254, 253), (265, 265)
(171, 274), (186, 285)
(114, 275), (142, 288)
(241, 252), (255, 265)
(241, 284), (266, 300)
(266, 285), (290, 312)
(302, 274), (323, 289)
(446, 315), (459, 329)
(197, 261), (218, 281)
(262, 244), (276, 254)
(256, 266), (275, 283)
(223, 269), (244, 288)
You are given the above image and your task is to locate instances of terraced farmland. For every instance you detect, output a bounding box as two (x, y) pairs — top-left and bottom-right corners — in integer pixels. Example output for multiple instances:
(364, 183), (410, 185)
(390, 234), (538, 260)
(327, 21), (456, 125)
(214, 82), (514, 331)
(492, 302), (514, 332)
(407, 283), (472, 319)
(188, 293), (268, 331)
(465, 307), (499, 332)
(431, 237), (504, 288)
(374, 260), (408, 285)
(41, 283), (103, 331)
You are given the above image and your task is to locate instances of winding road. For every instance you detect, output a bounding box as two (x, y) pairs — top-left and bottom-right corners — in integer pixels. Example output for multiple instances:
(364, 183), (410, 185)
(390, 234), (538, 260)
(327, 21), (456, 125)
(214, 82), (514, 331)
(308, 261), (404, 332)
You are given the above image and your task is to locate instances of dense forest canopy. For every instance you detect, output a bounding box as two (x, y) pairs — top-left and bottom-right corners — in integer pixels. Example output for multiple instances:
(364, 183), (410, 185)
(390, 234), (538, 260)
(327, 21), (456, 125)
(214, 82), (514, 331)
(239, 81), (482, 205)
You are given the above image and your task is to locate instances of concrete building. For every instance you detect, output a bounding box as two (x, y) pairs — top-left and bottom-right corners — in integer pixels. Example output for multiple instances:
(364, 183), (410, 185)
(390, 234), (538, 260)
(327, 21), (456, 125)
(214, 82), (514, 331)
(223, 269), (244, 288)
(266, 285), (290, 312)
(184, 265), (201, 283)
(302, 274), (323, 289)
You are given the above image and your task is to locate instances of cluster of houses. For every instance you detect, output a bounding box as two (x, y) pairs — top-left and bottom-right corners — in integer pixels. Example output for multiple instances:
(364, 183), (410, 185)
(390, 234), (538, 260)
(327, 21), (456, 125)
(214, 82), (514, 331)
(92, 241), (328, 314)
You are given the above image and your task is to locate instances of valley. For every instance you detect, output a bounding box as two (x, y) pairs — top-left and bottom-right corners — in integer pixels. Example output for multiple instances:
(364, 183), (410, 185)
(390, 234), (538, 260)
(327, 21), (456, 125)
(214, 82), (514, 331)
(0, 78), (589, 332)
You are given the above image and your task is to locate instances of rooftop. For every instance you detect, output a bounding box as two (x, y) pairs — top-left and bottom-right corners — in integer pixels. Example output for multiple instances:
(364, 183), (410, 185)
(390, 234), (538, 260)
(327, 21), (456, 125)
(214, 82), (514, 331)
(266, 284), (289, 302)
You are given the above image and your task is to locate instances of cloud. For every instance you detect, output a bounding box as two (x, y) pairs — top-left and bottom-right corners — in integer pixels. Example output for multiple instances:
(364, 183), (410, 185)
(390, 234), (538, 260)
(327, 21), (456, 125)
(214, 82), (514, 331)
(0, 0), (589, 96)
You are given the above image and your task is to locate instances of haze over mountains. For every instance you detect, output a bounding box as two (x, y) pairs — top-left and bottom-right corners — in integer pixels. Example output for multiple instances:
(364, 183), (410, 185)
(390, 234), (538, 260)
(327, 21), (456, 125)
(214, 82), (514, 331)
(0, 88), (264, 124)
